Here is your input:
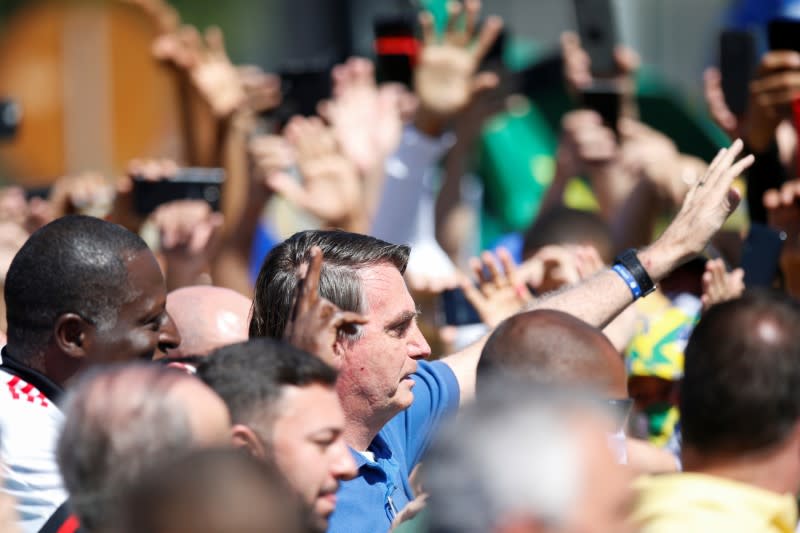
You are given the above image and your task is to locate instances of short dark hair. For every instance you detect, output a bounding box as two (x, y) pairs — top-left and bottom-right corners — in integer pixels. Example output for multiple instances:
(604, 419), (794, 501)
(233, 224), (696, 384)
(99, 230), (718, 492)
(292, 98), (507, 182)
(681, 289), (800, 454)
(522, 207), (613, 263)
(4, 215), (148, 355)
(249, 230), (409, 338)
(197, 338), (338, 431)
(120, 448), (308, 533)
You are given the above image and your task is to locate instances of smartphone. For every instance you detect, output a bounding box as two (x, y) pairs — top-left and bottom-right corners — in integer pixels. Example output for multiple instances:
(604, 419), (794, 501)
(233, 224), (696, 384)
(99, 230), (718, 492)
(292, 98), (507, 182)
(580, 82), (621, 134)
(741, 223), (786, 287)
(132, 167), (225, 215)
(275, 67), (332, 122)
(0, 99), (21, 140)
(573, 0), (618, 77)
(440, 288), (483, 326)
(374, 15), (418, 88)
(768, 18), (800, 52)
(719, 30), (757, 116)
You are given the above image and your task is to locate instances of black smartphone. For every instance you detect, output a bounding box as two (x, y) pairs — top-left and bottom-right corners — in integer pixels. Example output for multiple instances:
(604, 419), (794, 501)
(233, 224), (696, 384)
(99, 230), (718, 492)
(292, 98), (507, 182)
(768, 18), (800, 52)
(0, 99), (21, 140)
(719, 30), (757, 116)
(24, 186), (50, 201)
(573, 0), (618, 77)
(741, 223), (786, 287)
(580, 82), (621, 134)
(374, 15), (418, 88)
(132, 167), (225, 215)
(440, 288), (483, 326)
(275, 67), (332, 121)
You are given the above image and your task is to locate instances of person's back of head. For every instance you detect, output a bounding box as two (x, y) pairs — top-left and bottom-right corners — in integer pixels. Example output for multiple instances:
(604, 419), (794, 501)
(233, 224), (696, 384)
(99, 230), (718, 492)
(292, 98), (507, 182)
(249, 229), (409, 338)
(4, 215), (179, 373)
(197, 338), (352, 532)
(523, 207), (613, 263)
(164, 285), (251, 358)
(119, 448), (309, 533)
(682, 289), (800, 458)
(477, 310), (627, 399)
(197, 338), (338, 431)
(425, 381), (634, 533)
(56, 363), (230, 532)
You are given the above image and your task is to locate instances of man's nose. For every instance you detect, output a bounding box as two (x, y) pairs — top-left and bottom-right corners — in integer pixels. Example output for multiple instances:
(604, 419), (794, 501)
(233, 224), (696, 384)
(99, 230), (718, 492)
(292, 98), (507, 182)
(408, 323), (431, 360)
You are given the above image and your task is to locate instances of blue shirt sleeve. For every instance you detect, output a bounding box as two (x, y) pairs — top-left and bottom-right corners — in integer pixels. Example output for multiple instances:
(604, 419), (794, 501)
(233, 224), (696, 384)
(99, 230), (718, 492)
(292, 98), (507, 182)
(385, 359), (460, 472)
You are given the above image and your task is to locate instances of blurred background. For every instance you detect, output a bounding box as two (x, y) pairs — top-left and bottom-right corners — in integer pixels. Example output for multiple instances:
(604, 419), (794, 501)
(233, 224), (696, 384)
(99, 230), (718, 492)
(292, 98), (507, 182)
(0, 0), (735, 185)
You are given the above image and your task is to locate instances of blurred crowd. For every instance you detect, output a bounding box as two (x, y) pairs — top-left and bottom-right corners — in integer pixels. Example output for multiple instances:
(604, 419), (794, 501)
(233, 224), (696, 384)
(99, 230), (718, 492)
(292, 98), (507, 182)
(2, 0), (800, 532)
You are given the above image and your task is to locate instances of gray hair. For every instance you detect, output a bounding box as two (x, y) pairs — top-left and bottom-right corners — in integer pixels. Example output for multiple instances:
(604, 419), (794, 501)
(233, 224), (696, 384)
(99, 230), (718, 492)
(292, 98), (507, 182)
(56, 364), (195, 532)
(425, 382), (605, 533)
(249, 230), (409, 339)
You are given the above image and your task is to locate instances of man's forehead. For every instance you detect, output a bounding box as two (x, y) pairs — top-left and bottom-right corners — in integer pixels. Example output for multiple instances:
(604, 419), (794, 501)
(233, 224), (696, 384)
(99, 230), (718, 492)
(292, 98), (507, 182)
(358, 264), (413, 309)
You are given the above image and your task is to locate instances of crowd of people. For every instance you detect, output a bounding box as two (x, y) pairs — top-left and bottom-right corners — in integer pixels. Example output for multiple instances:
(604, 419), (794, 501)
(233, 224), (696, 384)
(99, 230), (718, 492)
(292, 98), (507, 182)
(2, 0), (800, 531)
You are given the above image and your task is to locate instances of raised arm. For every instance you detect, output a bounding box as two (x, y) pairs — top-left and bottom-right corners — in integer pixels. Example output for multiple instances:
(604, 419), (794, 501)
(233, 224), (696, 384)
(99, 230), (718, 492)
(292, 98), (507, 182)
(443, 140), (754, 402)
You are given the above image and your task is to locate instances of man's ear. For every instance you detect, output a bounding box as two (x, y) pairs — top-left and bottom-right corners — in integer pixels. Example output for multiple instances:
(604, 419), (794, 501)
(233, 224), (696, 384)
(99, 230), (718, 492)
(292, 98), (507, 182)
(53, 313), (92, 360)
(231, 424), (268, 461)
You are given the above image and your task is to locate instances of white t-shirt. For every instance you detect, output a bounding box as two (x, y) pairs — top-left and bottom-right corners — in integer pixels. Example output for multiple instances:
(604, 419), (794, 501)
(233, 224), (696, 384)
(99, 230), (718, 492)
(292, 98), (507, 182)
(0, 354), (66, 533)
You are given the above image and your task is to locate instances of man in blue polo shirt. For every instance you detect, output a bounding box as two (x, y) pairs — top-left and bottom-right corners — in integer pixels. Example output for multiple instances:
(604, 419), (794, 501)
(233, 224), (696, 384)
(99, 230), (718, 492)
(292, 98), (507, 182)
(249, 137), (752, 531)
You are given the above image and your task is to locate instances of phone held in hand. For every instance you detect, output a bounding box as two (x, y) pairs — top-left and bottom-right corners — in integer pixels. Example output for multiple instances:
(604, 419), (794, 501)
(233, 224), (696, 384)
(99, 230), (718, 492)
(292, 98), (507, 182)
(132, 168), (225, 216)
(373, 15), (418, 88)
(572, 0), (619, 78)
(440, 288), (483, 327)
(719, 30), (756, 116)
(580, 82), (621, 134)
(741, 223), (786, 288)
(767, 18), (800, 53)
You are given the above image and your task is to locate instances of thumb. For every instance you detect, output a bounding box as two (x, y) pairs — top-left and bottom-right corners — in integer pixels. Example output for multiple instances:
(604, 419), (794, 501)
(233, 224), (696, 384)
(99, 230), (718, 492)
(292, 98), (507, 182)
(471, 71), (499, 95)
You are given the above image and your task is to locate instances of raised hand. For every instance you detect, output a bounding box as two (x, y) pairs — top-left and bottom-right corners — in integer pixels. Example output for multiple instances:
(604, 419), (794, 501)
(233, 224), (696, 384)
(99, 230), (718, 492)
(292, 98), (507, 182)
(249, 134), (294, 186)
(460, 247), (533, 328)
(284, 246), (368, 364)
(646, 139), (754, 279)
(149, 199), (224, 289)
(617, 118), (689, 207)
(560, 30), (639, 93)
(706, 52), (800, 153)
(154, 24), (245, 118)
(266, 116), (365, 232)
(320, 58), (403, 178)
(110, 158), (179, 232)
(414, 0), (503, 122)
(701, 258), (744, 311)
(47, 171), (115, 219)
(237, 65), (282, 114)
(703, 67), (740, 140)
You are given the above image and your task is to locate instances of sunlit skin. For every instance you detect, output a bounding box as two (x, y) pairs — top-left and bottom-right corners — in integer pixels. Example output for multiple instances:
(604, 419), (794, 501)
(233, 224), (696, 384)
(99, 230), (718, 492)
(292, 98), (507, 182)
(270, 383), (357, 531)
(84, 251), (180, 364)
(333, 264), (431, 450)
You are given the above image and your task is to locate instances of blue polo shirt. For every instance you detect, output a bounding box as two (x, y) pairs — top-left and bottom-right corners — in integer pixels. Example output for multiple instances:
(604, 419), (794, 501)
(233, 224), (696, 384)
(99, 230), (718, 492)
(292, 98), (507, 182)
(328, 359), (460, 533)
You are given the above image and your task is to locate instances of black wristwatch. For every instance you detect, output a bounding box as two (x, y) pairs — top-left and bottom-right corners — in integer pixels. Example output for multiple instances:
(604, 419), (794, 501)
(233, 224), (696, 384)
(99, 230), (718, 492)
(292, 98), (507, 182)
(613, 249), (656, 297)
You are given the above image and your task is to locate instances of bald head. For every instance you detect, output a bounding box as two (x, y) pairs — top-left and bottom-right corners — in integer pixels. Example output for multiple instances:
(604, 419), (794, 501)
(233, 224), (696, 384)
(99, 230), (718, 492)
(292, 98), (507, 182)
(57, 364), (231, 531)
(164, 286), (251, 359)
(478, 310), (627, 398)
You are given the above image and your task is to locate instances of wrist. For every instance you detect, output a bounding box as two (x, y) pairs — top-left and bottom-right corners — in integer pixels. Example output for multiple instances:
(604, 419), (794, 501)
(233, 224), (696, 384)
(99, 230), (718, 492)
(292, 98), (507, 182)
(414, 106), (449, 138)
(636, 240), (686, 284)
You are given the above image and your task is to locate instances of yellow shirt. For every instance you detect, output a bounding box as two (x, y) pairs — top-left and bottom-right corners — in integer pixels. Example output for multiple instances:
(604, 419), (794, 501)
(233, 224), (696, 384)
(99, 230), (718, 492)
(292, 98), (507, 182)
(633, 473), (798, 533)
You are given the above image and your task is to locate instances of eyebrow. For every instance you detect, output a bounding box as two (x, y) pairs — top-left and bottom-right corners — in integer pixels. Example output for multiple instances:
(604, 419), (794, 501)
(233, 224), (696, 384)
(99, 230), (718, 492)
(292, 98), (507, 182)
(384, 309), (420, 332)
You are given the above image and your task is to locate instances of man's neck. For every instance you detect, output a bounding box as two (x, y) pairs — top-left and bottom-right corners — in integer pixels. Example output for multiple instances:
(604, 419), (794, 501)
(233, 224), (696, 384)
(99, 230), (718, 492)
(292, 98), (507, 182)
(341, 408), (398, 452)
(682, 441), (800, 495)
(4, 344), (71, 389)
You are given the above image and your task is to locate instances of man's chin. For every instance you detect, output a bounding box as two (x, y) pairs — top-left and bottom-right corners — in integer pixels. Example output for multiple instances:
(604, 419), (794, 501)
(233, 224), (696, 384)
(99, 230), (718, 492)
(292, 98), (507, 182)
(309, 507), (331, 533)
